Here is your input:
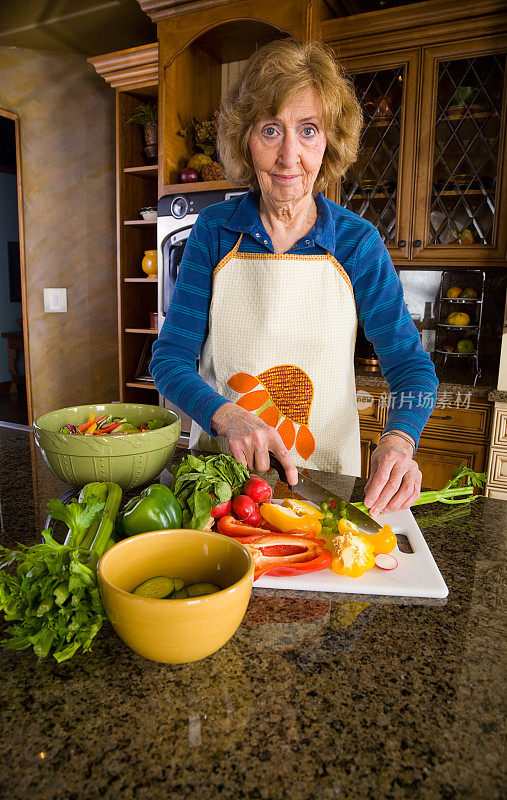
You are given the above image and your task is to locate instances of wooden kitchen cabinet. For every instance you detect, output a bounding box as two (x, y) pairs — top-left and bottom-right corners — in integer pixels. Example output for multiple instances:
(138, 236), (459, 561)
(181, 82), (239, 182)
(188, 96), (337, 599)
(325, 0), (507, 267)
(89, 44), (161, 403)
(356, 383), (491, 489)
(486, 402), (507, 496)
(139, 0), (321, 192)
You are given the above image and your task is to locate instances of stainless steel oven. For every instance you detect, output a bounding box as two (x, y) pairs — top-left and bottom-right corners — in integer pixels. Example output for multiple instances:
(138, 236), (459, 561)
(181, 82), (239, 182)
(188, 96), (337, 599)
(156, 188), (247, 439)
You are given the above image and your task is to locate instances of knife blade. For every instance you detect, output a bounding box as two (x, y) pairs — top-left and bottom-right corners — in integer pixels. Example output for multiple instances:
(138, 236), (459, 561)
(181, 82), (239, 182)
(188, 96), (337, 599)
(268, 454), (382, 535)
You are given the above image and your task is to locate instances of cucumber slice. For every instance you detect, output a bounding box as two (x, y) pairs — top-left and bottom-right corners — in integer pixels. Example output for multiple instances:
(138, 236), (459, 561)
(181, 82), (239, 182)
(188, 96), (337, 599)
(133, 576), (175, 598)
(186, 582), (221, 597)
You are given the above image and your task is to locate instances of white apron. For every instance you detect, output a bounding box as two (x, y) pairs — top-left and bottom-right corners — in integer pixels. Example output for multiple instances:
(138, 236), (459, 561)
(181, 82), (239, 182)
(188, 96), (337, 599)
(189, 234), (361, 476)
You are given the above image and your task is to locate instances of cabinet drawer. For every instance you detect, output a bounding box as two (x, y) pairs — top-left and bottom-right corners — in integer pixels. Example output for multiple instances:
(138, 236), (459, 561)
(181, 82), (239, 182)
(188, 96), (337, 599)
(423, 401), (491, 440)
(486, 446), (507, 487)
(485, 486), (507, 500)
(489, 405), (507, 447)
(416, 438), (488, 491)
(360, 429), (381, 479)
(356, 386), (386, 427)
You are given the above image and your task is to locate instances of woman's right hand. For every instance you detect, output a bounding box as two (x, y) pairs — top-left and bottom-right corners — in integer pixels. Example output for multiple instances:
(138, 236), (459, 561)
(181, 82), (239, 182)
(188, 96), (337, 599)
(211, 402), (298, 485)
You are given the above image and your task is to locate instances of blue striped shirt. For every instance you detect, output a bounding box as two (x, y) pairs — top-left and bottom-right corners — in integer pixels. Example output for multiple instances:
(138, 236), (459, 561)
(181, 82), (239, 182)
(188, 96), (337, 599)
(151, 190), (438, 446)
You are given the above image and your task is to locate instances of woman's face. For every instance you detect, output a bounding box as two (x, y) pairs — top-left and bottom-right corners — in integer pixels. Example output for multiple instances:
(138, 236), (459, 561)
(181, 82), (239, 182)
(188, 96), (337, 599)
(248, 88), (327, 205)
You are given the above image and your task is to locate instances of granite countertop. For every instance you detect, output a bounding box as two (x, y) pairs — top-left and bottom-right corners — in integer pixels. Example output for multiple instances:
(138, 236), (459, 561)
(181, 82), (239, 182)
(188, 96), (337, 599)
(355, 367), (497, 400)
(1, 426), (506, 800)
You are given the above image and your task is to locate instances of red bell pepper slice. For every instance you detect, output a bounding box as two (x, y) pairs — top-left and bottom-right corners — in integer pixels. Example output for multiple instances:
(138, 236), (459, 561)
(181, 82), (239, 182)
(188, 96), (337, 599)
(216, 514), (272, 540)
(242, 534), (332, 581)
(216, 515), (318, 543)
(94, 421), (122, 434)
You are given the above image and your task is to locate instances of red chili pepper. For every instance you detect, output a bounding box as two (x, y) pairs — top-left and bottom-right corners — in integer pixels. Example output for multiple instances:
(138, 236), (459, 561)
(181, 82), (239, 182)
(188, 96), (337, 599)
(329, 500), (336, 509)
(241, 534), (332, 581)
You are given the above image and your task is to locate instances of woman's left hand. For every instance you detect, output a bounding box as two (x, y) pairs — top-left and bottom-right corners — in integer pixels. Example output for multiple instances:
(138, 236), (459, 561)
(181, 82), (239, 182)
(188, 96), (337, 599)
(363, 433), (422, 516)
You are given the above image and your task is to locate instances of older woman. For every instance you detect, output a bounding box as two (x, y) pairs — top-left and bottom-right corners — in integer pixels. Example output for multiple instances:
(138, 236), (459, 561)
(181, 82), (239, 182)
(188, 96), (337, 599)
(151, 38), (438, 516)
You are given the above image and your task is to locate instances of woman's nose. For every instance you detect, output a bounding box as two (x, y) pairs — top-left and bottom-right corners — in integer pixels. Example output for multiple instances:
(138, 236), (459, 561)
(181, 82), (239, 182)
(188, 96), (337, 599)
(278, 131), (300, 166)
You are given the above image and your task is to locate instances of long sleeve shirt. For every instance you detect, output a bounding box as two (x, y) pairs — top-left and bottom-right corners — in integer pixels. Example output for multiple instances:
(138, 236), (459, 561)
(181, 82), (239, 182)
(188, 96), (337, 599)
(150, 189), (438, 447)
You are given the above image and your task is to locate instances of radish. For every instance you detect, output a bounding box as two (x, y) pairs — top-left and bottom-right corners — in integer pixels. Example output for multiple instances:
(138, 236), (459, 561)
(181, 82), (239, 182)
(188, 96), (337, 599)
(232, 495), (262, 526)
(374, 553), (398, 570)
(210, 497), (232, 519)
(243, 475), (272, 503)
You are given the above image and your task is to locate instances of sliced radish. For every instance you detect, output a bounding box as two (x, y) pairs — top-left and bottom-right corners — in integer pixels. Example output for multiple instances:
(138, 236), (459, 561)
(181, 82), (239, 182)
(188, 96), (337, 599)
(375, 553), (398, 570)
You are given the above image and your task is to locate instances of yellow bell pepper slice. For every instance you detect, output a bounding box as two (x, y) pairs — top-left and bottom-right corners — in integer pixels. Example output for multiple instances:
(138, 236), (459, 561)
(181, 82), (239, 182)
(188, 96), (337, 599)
(282, 498), (324, 519)
(368, 525), (397, 555)
(337, 518), (396, 554)
(331, 531), (375, 578)
(260, 502), (322, 535)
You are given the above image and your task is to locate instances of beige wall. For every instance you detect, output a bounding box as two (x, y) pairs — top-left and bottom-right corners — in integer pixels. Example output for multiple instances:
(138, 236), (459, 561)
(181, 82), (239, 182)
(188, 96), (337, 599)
(0, 46), (118, 420)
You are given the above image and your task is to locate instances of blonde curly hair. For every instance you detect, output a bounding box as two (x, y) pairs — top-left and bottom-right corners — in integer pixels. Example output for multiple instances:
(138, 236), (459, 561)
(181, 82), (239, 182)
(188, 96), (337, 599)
(217, 38), (363, 194)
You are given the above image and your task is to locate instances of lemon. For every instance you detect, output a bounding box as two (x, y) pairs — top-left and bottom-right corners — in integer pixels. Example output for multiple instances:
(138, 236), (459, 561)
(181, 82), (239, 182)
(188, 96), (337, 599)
(446, 286), (462, 298)
(461, 287), (478, 299)
(446, 312), (471, 326)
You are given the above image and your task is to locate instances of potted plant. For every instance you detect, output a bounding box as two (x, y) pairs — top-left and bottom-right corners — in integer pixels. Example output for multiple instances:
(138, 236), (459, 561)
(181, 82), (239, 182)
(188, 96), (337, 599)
(125, 103), (158, 162)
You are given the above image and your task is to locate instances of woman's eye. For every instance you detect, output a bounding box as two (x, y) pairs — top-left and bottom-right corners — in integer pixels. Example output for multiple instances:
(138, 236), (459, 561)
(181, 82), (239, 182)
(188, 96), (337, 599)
(302, 126), (317, 137)
(263, 126), (278, 137)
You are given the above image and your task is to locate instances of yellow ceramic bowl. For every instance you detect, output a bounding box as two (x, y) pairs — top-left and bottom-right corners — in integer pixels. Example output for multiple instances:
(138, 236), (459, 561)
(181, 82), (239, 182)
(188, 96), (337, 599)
(97, 530), (254, 663)
(33, 402), (180, 490)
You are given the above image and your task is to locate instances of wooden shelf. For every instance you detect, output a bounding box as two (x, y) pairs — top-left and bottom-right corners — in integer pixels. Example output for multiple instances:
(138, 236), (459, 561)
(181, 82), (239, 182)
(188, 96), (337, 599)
(348, 192), (396, 200)
(433, 189), (490, 196)
(125, 381), (157, 390)
(123, 219), (157, 226)
(160, 179), (243, 195)
(124, 277), (158, 283)
(125, 328), (158, 334)
(124, 165), (158, 177)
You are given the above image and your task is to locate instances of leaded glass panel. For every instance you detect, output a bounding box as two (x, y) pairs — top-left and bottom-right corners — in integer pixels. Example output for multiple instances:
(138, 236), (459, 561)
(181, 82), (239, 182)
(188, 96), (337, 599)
(341, 67), (404, 246)
(429, 54), (505, 246)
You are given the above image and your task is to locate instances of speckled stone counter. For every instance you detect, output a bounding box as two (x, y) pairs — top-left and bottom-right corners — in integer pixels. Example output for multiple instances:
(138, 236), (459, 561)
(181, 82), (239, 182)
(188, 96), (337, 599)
(1, 425), (506, 800)
(355, 367), (496, 399)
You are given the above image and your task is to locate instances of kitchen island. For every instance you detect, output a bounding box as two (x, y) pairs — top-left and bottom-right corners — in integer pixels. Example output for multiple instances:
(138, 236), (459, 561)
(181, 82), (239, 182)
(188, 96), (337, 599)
(1, 424), (505, 800)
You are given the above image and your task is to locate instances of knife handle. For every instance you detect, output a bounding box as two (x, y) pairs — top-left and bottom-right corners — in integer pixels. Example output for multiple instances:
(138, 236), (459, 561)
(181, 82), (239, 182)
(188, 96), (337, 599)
(269, 452), (289, 483)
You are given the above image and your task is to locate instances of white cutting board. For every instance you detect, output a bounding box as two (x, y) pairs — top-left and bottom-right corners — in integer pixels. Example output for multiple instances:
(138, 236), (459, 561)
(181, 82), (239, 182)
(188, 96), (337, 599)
(255, 508), (449, 599)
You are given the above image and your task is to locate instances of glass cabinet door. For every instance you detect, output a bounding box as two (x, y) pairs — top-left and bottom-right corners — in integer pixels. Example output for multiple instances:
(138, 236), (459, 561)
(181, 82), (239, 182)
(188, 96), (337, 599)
(413, 39), (507, 264)
(339, 50), (420, 261)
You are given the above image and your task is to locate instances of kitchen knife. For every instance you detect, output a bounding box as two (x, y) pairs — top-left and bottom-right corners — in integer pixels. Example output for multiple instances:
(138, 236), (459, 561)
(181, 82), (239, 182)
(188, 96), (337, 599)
(268, 454), (382, 535)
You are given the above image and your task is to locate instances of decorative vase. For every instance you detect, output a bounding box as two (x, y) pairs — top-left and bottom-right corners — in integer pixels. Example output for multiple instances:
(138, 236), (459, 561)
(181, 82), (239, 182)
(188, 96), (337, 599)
(143, 122), (158, 163)
(141, 250), (158, 279)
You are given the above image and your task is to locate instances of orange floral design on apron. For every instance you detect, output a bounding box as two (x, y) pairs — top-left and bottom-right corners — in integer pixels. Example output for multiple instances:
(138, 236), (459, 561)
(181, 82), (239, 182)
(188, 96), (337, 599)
(188, 234), (361, 476)
(227, 365), (316, 460)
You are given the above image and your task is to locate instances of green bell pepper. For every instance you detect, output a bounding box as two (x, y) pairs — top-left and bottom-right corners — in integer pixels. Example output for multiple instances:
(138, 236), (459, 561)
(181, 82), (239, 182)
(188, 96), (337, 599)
(116, 484), (182, 539)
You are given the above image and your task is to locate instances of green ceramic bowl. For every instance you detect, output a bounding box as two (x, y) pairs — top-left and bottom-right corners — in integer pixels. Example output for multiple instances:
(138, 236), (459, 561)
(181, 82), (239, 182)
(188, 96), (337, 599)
(33, 403), (181, 490)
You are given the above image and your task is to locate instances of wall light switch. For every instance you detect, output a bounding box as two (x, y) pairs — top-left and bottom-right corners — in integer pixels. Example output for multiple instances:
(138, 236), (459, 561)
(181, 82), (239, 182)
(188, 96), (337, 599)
(44, 288), (67, 313)
(421, 330), (436, 353)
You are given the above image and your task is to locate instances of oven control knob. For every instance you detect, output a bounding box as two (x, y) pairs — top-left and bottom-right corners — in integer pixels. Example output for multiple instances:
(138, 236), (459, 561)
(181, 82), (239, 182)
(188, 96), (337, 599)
(171, 196), (188, 219)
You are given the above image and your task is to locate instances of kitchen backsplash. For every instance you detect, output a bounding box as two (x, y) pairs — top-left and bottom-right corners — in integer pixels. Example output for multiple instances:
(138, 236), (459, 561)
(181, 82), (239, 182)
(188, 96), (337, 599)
(398, 268), (507, 386)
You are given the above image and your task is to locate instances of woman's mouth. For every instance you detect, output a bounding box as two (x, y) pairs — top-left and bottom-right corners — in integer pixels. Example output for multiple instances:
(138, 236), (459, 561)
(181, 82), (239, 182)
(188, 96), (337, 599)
(271, 174), (302, 183)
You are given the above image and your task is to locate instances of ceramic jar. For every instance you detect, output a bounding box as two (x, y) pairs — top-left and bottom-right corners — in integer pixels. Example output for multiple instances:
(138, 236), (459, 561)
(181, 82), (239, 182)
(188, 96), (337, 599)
(141, 249), (158, 279)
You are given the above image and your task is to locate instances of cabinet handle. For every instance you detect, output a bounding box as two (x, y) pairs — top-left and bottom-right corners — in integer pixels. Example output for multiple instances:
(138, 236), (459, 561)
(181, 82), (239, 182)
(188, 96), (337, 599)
(398, 240), (407, 248)
(431, 414), (452, 420)
(413, 239), (422, 248)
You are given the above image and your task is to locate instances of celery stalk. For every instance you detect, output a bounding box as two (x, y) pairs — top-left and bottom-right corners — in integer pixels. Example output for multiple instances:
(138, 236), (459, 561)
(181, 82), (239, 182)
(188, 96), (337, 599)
(352, 465), (486, 515)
